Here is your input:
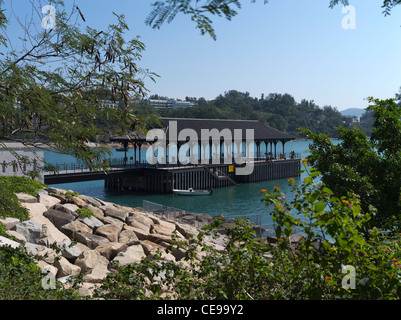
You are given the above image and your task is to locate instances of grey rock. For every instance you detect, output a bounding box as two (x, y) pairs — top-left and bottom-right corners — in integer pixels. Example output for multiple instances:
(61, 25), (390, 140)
(78, 216), (104, 230)
(60, 220), (92, 239)
(14, 220), (42, 244)
(43, 205), (77, 229)
(57, 238), (82, 262)
(95, 224), (121, 242)
(103, 206), (128, 222)
(95, 242), (128, 260)
(74, 231), (110, 249)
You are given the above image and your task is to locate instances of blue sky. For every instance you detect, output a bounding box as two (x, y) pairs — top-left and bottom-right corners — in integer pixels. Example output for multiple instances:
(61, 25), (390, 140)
(3, 0), (401, 110)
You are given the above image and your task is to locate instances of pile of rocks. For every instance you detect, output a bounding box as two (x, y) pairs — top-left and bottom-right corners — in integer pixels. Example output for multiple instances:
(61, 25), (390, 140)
(0, 187), (226, 296)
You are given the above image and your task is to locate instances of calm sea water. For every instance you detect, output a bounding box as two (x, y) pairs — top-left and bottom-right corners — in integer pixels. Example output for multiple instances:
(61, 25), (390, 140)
(47, 140), (328, 226)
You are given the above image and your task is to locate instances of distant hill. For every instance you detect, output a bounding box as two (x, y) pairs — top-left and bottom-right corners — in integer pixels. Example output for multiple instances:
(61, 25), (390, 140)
(340, 108), (366, 118)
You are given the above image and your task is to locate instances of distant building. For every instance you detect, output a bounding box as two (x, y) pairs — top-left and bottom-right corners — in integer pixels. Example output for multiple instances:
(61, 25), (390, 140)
(0, 150), (44, 182)
(98, 99), (120, 109)
(343, 115), (360, 125)
(144, 99), (197, 109)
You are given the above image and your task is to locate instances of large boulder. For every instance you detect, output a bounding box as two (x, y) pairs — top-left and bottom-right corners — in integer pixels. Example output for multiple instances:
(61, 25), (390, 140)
(97, 215), (125, 229)
(16, 192), (37, 203)
(0, 217), (20, 230)
(77, 195), (103, 208)
(43, 204), (78, 229)
(151, 220), (176, 237)
(111, 244), (146, 266)
(175, 222), (199, 239)
(129, 212), (154, 229)
(62, 203), (80, 213)
(95, 242), (128, 260)
(74, 231), (110, 249)
(54, 256), (81, 278)
(118, 229), (140, 246)
(123, 225), (149, 241)
(74, 250), (109, 273)
(103, 206), (128, 222)
(20, 202), (69, 243)
(0, 235), (21, 249)
(37, 260), (58, 278)
(83, 204), (104, 221)
(60, 220), (93, 239)
(24, 243), (59, 264)
(141, 240), (166, 256)
(14, 220), (42, 244)
(94, 224), (121, 242)
(126, 218), (151, 233)
(146, 233), (175, 245)
(71, 196), (87, 208)
(36, 224), (61, 247)
(83, 264), (110, 283)
(6, 230), (26, 244)
(56, 238), (82, 262)
(37, 192), (61, 209)
(78, 216), (104, 230)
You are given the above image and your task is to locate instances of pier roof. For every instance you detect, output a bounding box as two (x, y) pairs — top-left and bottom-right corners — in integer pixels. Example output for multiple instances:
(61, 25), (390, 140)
(110, 117), (295, 143)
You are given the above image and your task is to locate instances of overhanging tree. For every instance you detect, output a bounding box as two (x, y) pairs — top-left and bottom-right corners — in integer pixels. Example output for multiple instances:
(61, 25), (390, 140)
(0, 0), (158, 171)
(145, 0), (400, 40)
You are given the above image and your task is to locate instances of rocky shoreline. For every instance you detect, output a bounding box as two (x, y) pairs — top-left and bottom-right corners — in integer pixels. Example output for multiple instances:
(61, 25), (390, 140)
(0, 188), (227, 297)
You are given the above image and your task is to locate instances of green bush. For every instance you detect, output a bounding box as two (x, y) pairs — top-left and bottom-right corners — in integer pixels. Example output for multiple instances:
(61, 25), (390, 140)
(94, 163), (401, 300)
(0, 245), (81, 300)
(75, 208), (94, 219)
(0, 176), (45, 221)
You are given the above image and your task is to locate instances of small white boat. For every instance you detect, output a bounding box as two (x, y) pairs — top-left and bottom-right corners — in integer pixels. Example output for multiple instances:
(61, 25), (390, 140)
(173, 188), (213, 196)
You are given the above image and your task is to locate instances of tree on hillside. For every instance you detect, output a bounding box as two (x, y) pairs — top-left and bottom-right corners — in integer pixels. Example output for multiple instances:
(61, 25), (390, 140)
(396, 86), (401, 106)
(0, 0), (157, 170)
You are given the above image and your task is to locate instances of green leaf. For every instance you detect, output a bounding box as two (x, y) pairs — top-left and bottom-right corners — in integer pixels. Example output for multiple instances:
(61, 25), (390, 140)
(314, 201), (326, 212)
(322, 187), (334, 195)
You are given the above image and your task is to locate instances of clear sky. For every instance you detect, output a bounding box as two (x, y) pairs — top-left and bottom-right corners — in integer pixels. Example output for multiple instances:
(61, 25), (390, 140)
(3, 0), (401, 110)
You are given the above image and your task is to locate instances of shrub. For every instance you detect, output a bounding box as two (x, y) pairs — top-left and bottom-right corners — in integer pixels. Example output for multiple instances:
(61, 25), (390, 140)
(0, 176), (45, 221)
(0, 245), (81, 300)
(95, 163), (401, 300)
(75, 208), (94, 219)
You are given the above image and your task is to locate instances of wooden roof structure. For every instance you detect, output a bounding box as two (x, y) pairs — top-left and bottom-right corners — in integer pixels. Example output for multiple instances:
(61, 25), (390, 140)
(110, 117), (295, 144)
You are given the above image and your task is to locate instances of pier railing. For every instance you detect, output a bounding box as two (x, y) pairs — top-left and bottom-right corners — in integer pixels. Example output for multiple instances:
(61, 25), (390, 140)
(143, 200), (212, 228)
(44, 152), (302, 175)
(142, 200), (273, 237)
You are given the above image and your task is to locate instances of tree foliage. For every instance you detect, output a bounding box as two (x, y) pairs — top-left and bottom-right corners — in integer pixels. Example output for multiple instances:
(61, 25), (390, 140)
(94, 168), (401, 300)
(303, 97), (401, 228)
(0, 0), (157, 169)
(139, 90), (349, 137)
(146, 0), (401, 40)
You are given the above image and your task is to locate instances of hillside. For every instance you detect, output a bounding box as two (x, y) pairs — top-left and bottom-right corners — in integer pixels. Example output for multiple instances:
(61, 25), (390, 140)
(136, 90), (356, 138)
(340, 108), (366, 118)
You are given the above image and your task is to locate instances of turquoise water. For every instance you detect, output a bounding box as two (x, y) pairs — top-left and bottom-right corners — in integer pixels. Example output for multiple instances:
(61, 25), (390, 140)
(49, 140), (317, 227)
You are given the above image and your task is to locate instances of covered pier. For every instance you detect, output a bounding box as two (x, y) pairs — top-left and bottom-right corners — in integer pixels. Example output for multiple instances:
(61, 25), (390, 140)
(104, 118), (301, 193)
(110, 117), (299, 166)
